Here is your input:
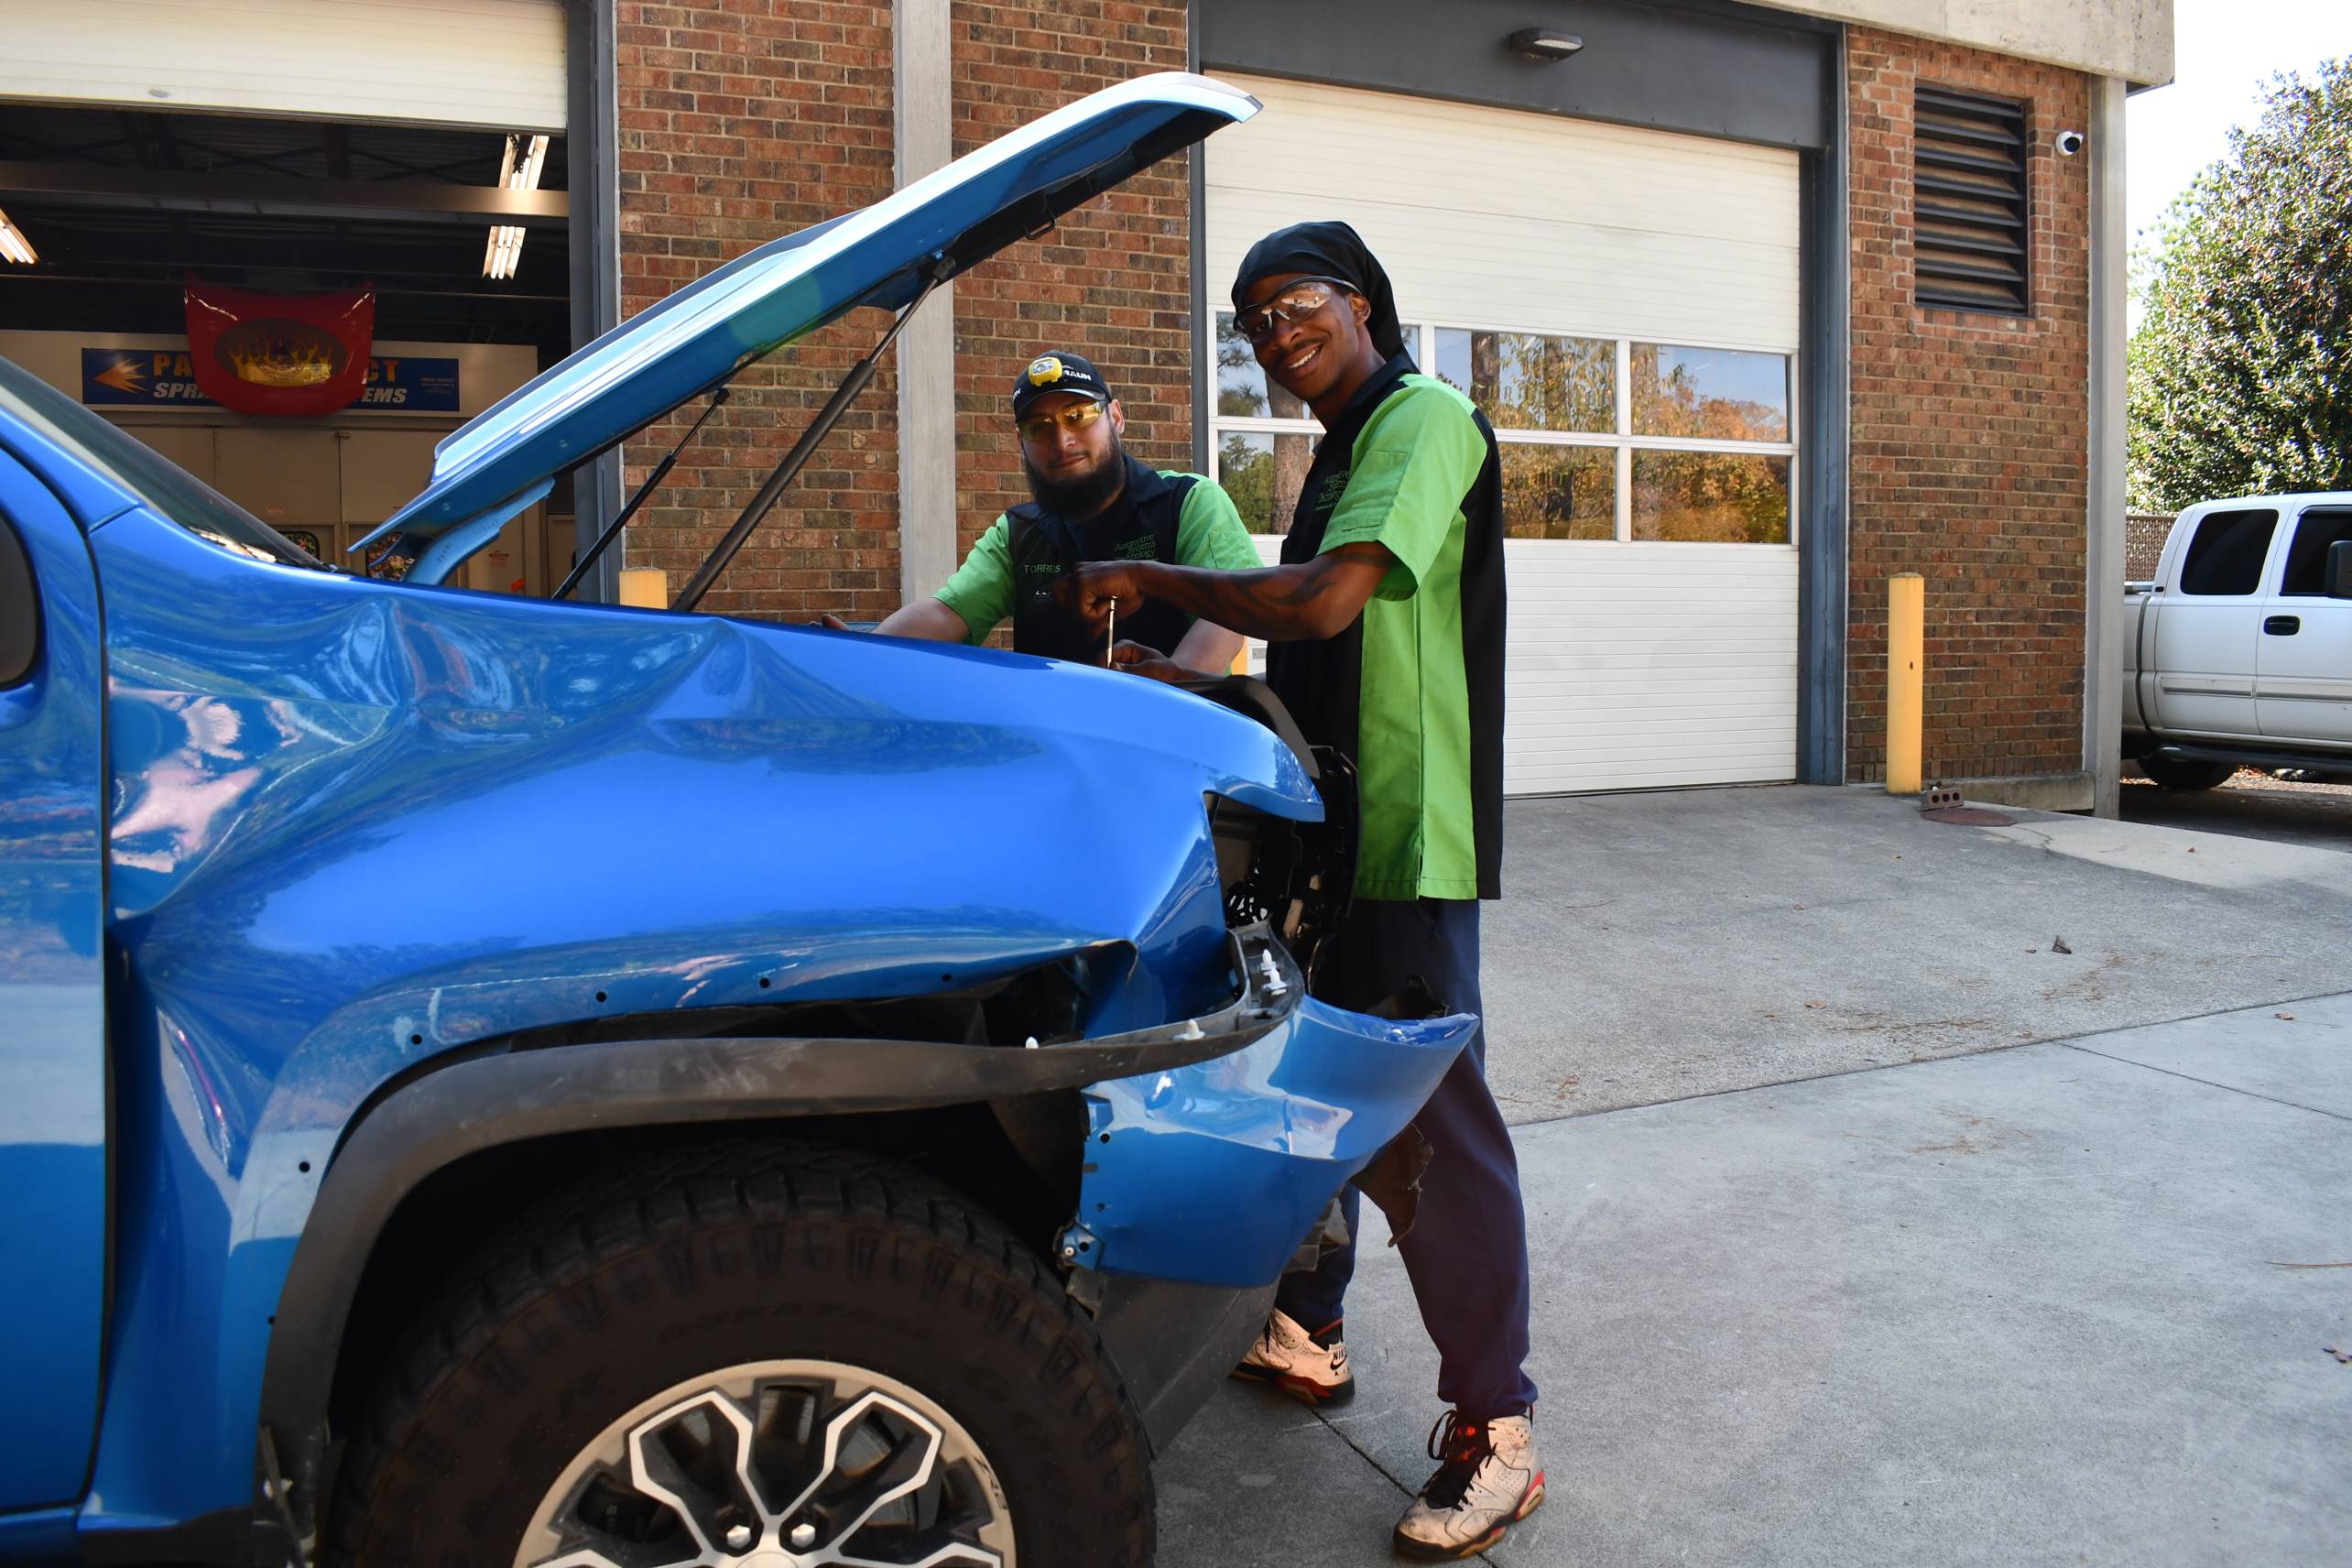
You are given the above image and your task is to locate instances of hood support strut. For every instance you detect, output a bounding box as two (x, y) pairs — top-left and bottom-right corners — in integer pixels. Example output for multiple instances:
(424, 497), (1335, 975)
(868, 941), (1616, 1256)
(553, 386), (732, 601)
(675, 258), (951, 613)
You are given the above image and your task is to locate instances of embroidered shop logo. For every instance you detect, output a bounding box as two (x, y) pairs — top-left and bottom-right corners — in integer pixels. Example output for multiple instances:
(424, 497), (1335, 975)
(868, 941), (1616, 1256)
(1315, 472), (1352, 514)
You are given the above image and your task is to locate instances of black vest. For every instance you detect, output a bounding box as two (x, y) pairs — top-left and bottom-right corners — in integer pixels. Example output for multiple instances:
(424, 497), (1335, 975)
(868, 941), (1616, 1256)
(1008, 456), (1200, 662)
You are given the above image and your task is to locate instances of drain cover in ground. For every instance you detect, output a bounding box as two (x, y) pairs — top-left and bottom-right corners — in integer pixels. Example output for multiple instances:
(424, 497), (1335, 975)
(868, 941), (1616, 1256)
(1923, 805), (2014, 826)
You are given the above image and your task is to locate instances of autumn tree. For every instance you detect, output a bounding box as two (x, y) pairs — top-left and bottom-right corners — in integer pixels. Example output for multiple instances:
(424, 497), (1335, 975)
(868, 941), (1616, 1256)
(2129, 59), (2352, 509)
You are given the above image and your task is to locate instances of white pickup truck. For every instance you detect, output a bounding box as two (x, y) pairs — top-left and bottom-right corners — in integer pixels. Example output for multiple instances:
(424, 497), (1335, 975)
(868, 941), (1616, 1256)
(2124, 492), (2352, 788)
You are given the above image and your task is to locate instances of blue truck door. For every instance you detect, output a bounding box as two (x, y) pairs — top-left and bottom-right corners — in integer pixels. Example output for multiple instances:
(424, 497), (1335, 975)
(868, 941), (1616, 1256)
(0, 452), (109, 1510)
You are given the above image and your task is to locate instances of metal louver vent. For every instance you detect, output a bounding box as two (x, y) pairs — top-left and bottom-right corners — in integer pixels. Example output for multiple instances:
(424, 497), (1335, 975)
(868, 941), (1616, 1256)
(1914, 86), (2030, 314)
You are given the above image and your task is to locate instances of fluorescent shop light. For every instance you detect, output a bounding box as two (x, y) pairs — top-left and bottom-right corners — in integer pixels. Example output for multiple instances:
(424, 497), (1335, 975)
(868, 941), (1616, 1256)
(481, 133), (550, 280)
(0, 207), (36, 265)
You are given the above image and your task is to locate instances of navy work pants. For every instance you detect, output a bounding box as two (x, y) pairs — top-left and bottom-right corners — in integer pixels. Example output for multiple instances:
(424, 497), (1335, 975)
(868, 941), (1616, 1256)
(1276, 897), (1539, 1420)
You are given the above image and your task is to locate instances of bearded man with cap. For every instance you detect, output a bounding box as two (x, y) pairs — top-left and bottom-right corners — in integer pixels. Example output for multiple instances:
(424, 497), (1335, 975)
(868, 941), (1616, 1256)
(838, 349), (1258, 669)
(1062, 223), (1537, 1561)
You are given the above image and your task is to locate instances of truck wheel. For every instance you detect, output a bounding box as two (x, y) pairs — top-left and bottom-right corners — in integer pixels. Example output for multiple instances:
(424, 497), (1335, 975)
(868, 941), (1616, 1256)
(332, 1139), (1153, 1568)
(2140, 756), (2238, 791)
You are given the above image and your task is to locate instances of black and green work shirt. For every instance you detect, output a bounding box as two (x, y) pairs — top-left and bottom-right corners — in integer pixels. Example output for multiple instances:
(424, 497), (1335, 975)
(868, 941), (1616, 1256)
(933, 460), (1258, 656)
(1265, 354), (1508, 900)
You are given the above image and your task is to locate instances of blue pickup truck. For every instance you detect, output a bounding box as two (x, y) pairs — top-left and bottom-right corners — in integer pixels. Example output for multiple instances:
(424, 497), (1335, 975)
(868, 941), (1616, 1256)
(0, 74), (1471, 1568)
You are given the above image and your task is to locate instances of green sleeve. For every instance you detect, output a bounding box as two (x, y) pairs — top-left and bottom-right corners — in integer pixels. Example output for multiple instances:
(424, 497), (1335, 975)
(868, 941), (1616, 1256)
(931, 517), (1015, 645)
(1170, 475), (1264, 573)
(1317, 378), (1487, 601)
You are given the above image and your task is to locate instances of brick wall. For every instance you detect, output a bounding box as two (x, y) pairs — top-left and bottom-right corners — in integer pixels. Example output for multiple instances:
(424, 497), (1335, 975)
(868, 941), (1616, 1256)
(610, 1), (1193, 626)
(949, 2), (1193, 578)
(615, 1), (898, 623)
(1846, 27), (2091, 783)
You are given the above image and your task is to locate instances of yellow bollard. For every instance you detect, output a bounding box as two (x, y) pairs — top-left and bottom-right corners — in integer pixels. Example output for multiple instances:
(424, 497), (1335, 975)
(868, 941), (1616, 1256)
(1886, 573), (1923, 795)
(617, 568), (670, 609)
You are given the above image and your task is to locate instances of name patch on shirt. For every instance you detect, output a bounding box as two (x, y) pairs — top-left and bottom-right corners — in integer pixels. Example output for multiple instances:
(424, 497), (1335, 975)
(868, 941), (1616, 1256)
(1314, 470), (1352, 518)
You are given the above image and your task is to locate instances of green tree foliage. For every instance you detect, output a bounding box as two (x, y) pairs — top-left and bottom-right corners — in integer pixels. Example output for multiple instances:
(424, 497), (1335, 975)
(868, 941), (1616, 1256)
(2129, 59), (2351, 509)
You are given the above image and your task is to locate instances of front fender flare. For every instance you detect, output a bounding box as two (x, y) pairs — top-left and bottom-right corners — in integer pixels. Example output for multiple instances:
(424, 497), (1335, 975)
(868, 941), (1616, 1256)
(252, 929), (1298, 1552)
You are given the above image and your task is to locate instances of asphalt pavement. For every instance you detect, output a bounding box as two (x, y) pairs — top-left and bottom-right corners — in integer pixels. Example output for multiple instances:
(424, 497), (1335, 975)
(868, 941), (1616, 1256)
(1156, 786), (2352, 1567)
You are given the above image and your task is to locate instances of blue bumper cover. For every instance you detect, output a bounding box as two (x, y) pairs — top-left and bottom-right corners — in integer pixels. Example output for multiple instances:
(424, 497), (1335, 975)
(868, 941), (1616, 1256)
(1072, 936), (1475, 1289)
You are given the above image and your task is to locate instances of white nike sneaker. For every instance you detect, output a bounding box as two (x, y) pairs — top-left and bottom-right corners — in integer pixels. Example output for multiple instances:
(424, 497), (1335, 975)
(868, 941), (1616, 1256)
(1230, 1307), (1355, 1405)
(1392, 1411), (1544, 1560)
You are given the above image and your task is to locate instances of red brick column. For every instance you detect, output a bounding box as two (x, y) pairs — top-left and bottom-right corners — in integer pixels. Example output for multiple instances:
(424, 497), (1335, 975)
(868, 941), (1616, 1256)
(615, 1), (898, 623)
(948, 3), (1194, 586)
(1846, 27), (2091, 783)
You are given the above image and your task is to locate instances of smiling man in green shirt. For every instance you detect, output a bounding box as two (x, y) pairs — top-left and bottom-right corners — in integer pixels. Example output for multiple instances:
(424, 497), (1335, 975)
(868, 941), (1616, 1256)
(1064, 222), (1534, 1562)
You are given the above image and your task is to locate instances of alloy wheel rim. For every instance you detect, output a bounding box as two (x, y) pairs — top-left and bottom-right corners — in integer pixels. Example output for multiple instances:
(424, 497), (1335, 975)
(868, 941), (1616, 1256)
(513, 1358), (1016, 1568)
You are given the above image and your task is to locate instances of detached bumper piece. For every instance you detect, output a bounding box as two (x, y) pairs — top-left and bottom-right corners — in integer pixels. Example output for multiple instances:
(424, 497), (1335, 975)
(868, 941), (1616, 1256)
(1065, 930), (1476, 1289)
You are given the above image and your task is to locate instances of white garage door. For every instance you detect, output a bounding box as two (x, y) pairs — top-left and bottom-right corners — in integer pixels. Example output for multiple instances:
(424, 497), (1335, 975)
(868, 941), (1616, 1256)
(1205, 75), (1802, 794)
(0, 0), (567, 131)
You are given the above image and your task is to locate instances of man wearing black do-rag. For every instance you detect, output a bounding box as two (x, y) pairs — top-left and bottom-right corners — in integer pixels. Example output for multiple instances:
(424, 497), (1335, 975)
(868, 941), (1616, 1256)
(1063, 222), (1537, 1559)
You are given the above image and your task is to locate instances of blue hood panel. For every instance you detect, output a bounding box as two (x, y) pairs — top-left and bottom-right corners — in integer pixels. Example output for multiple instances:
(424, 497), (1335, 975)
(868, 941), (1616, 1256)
(374, 72), (1257, 544)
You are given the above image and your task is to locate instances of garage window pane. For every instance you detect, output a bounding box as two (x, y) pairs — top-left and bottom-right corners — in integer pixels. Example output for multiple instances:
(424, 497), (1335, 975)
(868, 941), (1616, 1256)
(1629, 344), (1790, 441)
(1433, 329), (1612, 433)
(1631, 451), (1791, 542)
(1501, 444), (1615, 539)
(1215, 312), (1274, 417)
(1219, 430), (1315, 535)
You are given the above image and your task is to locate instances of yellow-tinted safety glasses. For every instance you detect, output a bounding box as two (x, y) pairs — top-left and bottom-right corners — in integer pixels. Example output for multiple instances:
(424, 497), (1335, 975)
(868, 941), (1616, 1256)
(1016, 399), (1106, 442)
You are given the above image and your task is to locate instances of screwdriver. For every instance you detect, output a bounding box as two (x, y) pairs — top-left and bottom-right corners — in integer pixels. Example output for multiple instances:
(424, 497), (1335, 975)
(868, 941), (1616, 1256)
(1104, 596), (1116, 668)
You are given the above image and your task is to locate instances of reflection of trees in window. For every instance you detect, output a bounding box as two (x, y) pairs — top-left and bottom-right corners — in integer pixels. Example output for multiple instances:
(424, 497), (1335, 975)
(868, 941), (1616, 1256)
(1501, 446), (1614, 539)
(1216, 314), (1270, 417)
(1217, 432), (1314, 536)
(1630, 345), (1789, 442)
(1631, 452), (1791, 543)
(1214, 312), (1315, 535)
(1438, 330), (1612, 433)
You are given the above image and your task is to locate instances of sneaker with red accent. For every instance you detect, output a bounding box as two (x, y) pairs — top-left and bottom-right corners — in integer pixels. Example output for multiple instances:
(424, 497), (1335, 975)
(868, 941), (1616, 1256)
(1392, 1410), (1544, 1560)
(1229, 1307), (1354, 1405)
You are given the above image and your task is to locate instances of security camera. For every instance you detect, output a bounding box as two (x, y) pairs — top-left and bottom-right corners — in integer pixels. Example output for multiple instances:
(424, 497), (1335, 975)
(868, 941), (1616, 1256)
(2055, 129), (2085, 157)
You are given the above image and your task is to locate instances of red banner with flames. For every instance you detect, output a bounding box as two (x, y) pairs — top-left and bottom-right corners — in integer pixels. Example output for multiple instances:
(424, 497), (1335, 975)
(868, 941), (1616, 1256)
(183, 281), (376, 418)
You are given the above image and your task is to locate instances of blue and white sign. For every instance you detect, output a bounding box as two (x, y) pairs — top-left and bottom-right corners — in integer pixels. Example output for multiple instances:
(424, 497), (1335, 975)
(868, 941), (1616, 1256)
(80, 348), (461, 411)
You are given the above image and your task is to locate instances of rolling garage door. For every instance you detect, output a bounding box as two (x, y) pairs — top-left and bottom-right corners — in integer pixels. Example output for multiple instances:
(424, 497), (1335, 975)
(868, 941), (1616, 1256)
(0, 0), (566, 132)
(1205, 76), (1801, 795)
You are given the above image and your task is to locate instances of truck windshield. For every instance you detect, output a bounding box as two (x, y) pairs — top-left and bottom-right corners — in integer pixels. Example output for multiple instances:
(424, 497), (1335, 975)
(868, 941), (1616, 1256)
(0, 355), (325, 571)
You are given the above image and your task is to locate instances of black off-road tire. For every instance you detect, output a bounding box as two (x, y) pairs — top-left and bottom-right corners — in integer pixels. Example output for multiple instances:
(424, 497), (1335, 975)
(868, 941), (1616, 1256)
(330, 1137), (1153, 1568)
(2140, 756), (2238, 791)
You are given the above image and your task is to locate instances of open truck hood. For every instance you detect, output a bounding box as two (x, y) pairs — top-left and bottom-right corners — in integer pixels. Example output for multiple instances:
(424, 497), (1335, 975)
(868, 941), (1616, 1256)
(364, 71), (1258, 557)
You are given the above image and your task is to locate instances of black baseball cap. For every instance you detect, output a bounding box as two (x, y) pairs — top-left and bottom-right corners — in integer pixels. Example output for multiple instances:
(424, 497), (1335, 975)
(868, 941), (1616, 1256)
(1011, 350), (1114, 419)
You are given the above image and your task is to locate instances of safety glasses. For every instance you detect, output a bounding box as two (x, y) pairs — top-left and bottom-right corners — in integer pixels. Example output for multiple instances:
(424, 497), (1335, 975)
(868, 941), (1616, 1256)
(1232, 277), (1356, 345)
(1016, 398), (1107, 442)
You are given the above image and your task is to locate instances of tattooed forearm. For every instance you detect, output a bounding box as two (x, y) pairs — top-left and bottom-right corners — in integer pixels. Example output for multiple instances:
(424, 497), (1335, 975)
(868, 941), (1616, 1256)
(1135, 546), (1393, 642)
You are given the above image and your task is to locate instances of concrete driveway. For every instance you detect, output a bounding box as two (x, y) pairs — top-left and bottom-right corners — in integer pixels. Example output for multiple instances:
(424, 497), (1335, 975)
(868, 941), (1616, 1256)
(1156, 787), (2352, 1567)
(2119, 770), (2352, 852)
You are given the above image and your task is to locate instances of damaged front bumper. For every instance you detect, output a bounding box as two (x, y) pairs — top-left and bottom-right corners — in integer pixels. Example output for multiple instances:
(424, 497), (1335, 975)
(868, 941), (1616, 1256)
(1067, 930), (1475, 1286)
(1064, 928), (1474, 1446)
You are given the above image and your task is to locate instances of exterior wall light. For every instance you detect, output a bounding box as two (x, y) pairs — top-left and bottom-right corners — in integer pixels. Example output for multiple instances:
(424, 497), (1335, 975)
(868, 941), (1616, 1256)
(1507, 28), (1584, 60)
